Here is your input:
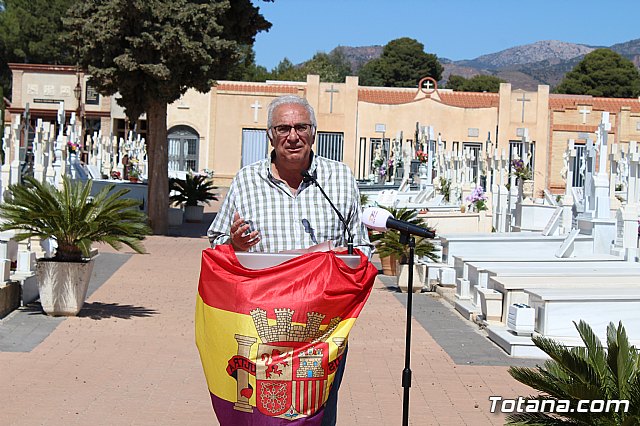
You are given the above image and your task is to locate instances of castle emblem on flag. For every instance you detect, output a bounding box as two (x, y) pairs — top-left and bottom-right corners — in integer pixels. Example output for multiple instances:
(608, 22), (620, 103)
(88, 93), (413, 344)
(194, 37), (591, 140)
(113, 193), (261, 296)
(227, 307), (346, 420)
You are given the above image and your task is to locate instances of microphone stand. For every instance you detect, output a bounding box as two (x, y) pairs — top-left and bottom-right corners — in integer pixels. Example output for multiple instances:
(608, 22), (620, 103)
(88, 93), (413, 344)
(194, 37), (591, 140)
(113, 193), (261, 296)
(302, 171), (354, 254)
(400, 231), (415, 426)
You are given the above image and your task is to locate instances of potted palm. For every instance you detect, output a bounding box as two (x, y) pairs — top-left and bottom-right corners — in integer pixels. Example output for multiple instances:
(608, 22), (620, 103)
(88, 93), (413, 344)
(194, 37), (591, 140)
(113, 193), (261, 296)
(169, 172), (218, 223)
(372, 207), (438, 279)
(507, 320), (640, 425)
(0, 177), (151, 316)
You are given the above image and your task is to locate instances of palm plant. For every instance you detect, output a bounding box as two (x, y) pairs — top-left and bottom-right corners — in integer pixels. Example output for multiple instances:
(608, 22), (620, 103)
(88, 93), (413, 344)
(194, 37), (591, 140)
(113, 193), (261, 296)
(372, 206), (438, 263)
(507, 320), (640, 425)
(169, 173), (218, 207)
(0, 177), (151, 262)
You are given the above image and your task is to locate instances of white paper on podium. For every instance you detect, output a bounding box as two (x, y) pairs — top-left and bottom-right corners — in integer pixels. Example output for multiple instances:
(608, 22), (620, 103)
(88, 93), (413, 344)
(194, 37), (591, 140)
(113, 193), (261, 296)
(235, 252), (361, 269)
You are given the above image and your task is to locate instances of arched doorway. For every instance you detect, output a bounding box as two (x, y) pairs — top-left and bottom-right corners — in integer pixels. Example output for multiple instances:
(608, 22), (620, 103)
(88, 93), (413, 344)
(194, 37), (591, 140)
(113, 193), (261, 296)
(167, 125), (199, 172)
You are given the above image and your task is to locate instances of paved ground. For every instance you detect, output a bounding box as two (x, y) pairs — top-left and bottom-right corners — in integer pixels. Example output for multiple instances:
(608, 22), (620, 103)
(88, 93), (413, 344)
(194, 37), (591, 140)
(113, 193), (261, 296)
(0, 212), (538, 425)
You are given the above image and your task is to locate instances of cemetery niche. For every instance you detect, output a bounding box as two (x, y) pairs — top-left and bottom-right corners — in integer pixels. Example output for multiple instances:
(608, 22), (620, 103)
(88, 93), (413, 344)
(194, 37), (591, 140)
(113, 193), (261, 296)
(358, 113), (640, 359)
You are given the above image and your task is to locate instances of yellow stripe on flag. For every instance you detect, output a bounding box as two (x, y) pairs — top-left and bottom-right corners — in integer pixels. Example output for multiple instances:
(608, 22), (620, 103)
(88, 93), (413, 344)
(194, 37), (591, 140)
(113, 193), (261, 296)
(195, 294), (356, 406)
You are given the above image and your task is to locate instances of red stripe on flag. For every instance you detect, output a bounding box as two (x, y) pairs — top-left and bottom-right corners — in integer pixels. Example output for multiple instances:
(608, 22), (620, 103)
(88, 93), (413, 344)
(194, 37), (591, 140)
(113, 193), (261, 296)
(198, 245), (377, 323)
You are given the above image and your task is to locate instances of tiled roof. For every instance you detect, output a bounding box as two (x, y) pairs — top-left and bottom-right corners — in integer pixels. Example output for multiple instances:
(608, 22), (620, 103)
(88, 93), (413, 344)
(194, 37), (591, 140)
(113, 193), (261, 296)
(215, 82), (300, 94)
(358, 88), (416, 104)
(357, 87), (500, 109)
(550, 94), (640, 113)
(437, 91), (499, 108)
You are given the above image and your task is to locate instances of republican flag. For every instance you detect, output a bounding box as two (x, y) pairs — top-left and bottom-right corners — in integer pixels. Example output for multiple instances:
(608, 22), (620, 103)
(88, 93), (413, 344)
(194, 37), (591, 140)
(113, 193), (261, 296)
(196, 245), (377, 425)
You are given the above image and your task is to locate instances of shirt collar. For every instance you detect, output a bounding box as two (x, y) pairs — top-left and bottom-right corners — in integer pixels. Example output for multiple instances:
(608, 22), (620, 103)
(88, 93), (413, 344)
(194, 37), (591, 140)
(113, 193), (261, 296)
(264, 150), (318, 181)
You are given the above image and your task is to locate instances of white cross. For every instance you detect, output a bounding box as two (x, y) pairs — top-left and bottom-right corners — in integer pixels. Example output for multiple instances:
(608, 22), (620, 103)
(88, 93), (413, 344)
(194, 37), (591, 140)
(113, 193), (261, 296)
(597, 112), (611, 173)
(578, 107), (590, 124)
(325, 85), (339, 113)
(517, 93), (530, 123)
(250, 100), (262, 123)
(424, 80), (433, 90)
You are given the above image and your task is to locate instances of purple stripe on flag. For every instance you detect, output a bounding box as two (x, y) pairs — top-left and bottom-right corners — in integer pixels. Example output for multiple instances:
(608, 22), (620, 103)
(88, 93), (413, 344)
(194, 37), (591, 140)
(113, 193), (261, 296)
(210, 393), (325, 425)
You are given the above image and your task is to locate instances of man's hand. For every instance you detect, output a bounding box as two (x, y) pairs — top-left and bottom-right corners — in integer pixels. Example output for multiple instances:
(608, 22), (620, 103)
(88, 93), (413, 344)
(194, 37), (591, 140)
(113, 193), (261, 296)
(229, 212), (260, 251)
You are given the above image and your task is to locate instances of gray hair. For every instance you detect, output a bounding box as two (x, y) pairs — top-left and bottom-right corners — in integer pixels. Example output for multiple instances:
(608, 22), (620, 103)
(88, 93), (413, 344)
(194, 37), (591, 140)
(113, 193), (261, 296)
(267, 95), (317, 129)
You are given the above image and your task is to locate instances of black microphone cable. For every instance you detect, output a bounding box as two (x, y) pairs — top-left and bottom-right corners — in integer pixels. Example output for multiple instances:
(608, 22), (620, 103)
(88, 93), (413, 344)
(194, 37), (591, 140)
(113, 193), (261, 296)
(301, 170), (354, 254)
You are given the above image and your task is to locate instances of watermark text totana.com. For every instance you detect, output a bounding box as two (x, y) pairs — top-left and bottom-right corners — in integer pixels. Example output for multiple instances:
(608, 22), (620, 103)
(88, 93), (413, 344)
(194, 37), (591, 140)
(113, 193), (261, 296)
(489, 396), (629, 414)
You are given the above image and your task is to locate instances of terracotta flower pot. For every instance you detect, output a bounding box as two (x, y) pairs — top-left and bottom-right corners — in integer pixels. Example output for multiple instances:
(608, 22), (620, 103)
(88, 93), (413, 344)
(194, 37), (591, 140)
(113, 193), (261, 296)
(380, 255), (398, 276)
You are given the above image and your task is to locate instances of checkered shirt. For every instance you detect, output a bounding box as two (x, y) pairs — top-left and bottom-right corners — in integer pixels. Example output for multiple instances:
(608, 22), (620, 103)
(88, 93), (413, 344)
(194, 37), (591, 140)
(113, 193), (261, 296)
(208, 153), (371, 256)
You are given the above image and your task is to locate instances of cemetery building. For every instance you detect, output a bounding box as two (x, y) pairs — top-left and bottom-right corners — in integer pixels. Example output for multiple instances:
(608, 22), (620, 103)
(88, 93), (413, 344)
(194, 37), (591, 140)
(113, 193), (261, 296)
(5, 64), (640, 194)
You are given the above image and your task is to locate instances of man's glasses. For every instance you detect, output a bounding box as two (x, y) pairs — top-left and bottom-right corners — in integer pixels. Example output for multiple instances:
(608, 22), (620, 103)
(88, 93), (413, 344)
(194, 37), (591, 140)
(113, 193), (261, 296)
(272, 123), (313, 137)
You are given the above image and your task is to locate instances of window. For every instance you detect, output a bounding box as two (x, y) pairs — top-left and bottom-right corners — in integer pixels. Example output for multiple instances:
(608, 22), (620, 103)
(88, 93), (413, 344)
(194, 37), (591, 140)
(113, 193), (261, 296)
(573, 144), (586, 188)
(509, 140), (536, 175)
(316, 132), (344, 162)
(463, 142), (482, 183)
(113, 118), (146, 142)
(357, 137), (367, 179)
(168, 125), (199, 172)
(369, 137), (390, 176)
(241, 129), (268, 167)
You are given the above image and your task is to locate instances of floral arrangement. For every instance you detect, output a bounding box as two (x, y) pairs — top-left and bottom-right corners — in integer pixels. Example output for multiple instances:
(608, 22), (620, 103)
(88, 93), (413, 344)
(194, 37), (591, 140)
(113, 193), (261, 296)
(511, 159), (532, 180)
(200, 168), (215, 179)
(416, 150), (428, 163)
(128, 158), (141, 179)
(67, 141), (80, 153)
(128, 166), (140, 179)
(378, 163), (387, 178)
(110, 170), (121, 180)
(437, 176), (451, 202)
(372, 157), (387, 179)
(465, 186), (488, 212)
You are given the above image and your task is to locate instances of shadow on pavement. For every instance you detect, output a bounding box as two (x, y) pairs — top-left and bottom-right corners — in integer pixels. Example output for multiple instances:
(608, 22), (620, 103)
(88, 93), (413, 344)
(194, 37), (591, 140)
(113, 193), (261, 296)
(19, 301), (158, 320)
(78, 301), (158, 320)
(167, 212), (216, 239)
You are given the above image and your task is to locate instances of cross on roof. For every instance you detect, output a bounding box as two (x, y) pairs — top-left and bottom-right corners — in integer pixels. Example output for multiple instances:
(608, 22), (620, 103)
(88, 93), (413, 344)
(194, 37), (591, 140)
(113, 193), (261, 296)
(578, 106), (590, 124)
(325, 85), (339, 113)
(516, 93), (530, 123)
(250, 100), (262, 123)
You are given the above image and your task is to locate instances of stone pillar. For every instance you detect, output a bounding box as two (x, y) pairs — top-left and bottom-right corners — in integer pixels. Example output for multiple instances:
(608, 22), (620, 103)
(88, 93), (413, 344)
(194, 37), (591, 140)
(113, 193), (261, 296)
(233, 334), (257, 413)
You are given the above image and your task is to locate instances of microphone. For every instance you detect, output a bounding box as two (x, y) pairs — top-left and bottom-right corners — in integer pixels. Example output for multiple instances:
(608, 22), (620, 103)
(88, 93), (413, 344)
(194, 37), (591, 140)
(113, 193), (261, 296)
(362, 207), (436, 239)
(301, 170), (354, 254)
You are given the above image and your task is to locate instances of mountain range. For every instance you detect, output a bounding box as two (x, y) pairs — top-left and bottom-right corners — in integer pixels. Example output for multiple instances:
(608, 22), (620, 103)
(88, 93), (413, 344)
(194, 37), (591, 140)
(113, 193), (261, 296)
(333, 38), (640, 91)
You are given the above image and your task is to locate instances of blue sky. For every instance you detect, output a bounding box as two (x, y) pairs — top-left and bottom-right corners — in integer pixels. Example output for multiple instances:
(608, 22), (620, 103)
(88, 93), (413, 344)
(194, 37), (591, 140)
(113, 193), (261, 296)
(252, 0), (640, 70)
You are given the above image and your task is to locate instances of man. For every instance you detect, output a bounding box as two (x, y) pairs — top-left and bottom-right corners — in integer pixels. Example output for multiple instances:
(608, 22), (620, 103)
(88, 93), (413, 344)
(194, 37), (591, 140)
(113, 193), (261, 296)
(207, 95), (371, 425)
(208, 94), (370, 255)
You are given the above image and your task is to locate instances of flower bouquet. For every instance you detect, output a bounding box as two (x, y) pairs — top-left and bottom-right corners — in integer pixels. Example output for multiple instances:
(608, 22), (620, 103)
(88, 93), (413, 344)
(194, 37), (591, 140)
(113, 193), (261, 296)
(466, 186), (488, 212)
(67, 141), (80, 154)
(511, 159), (532, 181)
(416, 150), (428, 163)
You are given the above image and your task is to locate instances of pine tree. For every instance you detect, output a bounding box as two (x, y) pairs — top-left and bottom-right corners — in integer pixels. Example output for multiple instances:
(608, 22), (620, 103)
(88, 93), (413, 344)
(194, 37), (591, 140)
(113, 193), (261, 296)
(66, 0), (271, 234)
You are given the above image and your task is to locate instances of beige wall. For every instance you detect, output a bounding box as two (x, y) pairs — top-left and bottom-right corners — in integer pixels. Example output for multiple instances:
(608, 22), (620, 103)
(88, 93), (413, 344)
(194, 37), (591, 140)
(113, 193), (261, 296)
(10, 66), (640, 196)
(497, 83), (551, 196)
(13, 67), (110, 119)
(167, 89), (211, 172)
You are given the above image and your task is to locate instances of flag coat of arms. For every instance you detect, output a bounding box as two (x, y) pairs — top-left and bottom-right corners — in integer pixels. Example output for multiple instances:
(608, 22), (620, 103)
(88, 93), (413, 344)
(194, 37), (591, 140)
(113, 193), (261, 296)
(196, 245), (377, 425)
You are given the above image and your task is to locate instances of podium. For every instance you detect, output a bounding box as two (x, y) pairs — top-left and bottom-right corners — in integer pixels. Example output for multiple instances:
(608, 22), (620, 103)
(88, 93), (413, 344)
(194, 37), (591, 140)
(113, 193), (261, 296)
(235, 251), (362, 269)
(196, 245), (377, 424)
